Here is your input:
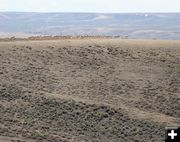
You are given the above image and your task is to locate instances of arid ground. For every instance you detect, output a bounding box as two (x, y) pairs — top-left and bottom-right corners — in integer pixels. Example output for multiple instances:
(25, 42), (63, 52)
(0, 39), (179, 142)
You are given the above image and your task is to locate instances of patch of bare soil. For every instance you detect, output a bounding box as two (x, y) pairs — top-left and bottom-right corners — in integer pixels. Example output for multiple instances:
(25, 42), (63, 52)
(0, 39), (180, 142)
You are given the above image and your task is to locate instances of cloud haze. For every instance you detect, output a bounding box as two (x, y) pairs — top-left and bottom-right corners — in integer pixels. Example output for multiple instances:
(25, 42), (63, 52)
(0, 0), (180, 12)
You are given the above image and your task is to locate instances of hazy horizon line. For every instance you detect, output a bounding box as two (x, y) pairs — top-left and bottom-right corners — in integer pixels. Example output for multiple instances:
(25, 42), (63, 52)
(0, 11), (180, 14)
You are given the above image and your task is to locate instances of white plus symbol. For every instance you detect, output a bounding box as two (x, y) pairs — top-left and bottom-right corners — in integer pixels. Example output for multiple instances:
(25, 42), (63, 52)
(168, 130), (177, 139)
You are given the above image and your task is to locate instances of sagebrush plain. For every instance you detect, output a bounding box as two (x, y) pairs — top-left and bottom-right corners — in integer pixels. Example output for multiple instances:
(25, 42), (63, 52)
(0, 38), (179, 142)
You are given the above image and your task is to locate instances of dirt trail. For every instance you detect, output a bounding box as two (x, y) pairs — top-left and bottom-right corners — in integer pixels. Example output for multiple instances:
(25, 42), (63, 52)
(43, 92), (179, 125)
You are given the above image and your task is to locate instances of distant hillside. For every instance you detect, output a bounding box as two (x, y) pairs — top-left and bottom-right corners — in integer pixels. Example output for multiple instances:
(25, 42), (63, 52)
(0, 12), (180, 39)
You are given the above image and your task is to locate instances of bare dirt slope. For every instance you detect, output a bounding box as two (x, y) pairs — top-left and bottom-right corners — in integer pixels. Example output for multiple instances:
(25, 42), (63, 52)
(0, 39), (180, 142)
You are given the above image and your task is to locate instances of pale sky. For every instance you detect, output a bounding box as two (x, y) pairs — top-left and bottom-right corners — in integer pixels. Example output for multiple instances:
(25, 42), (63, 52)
(0, 0), (180, 13)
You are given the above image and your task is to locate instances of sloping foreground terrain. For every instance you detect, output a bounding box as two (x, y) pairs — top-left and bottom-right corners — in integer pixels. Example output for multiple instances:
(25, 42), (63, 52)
(0, 39), (179, 142)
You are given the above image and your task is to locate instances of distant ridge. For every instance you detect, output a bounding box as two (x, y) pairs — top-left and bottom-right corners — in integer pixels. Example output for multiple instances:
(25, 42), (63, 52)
(0, 12), (180, 39)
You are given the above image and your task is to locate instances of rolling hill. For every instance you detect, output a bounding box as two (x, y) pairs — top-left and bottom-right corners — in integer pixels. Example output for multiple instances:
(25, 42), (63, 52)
(0, 12), (180, 39)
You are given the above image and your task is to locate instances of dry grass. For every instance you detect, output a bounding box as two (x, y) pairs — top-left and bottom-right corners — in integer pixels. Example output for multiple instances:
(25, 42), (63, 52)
(0, 39), (180, 142)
